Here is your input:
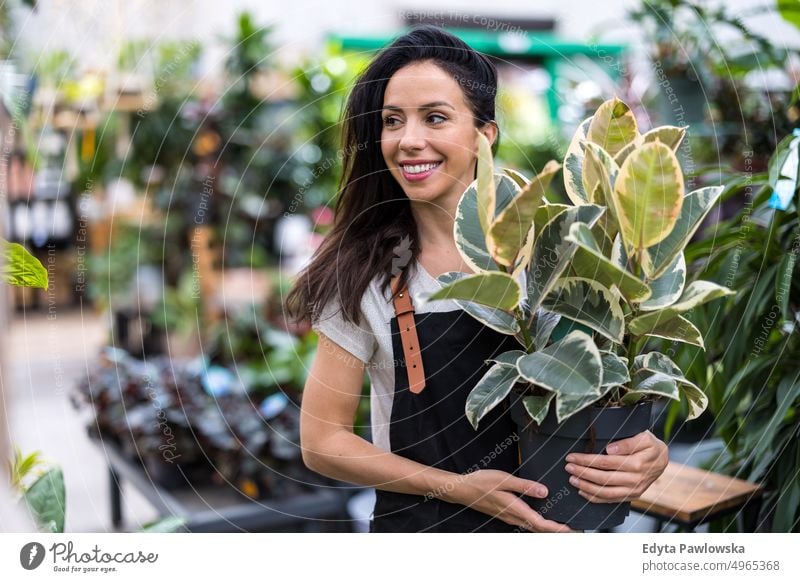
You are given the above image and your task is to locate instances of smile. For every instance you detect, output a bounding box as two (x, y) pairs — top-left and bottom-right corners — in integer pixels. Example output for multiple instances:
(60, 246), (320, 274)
(399, 161), (442, 181)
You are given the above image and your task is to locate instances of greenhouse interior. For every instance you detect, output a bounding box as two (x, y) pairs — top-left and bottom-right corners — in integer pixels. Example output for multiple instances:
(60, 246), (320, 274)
(0, 0), (798, 540)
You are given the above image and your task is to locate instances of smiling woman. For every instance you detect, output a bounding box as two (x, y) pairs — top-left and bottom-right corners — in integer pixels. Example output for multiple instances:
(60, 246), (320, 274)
(285, 25), (577, 533)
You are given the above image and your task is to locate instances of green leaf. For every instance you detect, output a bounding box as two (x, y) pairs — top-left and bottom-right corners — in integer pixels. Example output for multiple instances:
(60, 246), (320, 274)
(642, 186), (724, 278)
(527, 204), (605, 311)
(476, 130), (496, 236)
(454, 173), (521, 272)
(24, 468), (66, 533)
(422, 272), (522, 311)
(563, 116), (593, 205)
(587, 97), (639, 157)
(436, 272), (520, 335)
(466, 360), (521, 429)
(488, 160), (560, 267)
(637, 252), (686, 311)
(565, 222), (652, 302)
(138, 516), (187, 532)
(1, 240), (49, 289)
(543, 277), (625, 343)
(776, 245), (797, 321)
(517, 330), (603, 400)
(522, 392), (555, 425)
(778, 1), (800, 31)
(612, 141), (684, 259)
(601, 351), (630, 387)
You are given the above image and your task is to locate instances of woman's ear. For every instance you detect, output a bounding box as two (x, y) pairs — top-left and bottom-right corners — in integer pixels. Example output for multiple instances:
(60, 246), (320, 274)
(479, 121), (498, 149)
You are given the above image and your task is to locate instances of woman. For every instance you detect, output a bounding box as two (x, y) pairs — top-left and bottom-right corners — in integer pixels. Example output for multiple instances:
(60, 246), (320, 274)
(286, 25), (668, 533)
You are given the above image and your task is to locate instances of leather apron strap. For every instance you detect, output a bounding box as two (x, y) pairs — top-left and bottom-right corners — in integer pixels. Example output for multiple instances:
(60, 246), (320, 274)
(390, 273), (426, 394)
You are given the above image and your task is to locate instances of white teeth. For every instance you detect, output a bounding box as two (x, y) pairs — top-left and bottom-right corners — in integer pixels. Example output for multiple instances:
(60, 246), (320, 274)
(402, 162), (440, 174)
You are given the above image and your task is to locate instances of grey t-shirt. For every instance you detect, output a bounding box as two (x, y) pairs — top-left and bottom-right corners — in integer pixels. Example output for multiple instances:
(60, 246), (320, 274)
(311, 259), (527, 453)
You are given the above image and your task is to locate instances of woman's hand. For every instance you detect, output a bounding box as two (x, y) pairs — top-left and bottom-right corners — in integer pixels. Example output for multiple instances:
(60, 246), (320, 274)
(563, 430), (668, 503)
(445, 469), (579, 532)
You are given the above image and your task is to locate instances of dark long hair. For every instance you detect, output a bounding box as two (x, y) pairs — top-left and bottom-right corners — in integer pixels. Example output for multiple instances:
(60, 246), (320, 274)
(285, 24), (499, 328)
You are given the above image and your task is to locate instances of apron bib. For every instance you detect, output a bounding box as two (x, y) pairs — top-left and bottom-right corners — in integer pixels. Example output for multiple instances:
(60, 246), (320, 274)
(370, 302), (524, 533)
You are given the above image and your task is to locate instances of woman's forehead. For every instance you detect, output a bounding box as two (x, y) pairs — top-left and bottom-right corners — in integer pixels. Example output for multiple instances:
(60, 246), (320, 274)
(383, 63), (467, 108)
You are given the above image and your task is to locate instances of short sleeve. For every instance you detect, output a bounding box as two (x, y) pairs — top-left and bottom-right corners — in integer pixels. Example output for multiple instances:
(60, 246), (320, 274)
(311, 294), (376, 364)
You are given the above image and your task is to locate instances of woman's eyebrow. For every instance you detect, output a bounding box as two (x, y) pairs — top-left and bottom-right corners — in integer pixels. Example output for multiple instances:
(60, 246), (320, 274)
(381, 101), (456, 111)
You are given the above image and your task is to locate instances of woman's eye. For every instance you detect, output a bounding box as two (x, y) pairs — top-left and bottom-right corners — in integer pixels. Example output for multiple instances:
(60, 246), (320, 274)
(382, 117), (398, 127)
(428, 113), (447, 124)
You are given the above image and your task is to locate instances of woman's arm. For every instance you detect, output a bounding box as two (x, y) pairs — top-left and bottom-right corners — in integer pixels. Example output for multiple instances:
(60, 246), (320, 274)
(300, 333), (576, 532)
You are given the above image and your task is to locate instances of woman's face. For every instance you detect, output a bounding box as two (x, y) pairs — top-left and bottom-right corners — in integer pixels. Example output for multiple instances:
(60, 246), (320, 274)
(380, 60), (496, 209)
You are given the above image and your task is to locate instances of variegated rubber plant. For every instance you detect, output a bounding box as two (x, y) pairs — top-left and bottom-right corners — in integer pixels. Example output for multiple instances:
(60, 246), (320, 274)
(419, 97), (734, 430)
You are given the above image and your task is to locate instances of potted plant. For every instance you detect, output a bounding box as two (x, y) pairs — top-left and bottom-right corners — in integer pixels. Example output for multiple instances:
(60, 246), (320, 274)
(420, 97), (734, 529)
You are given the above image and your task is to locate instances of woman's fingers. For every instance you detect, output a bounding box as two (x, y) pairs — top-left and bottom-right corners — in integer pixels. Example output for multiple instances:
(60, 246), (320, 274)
(502, 474), (549, 498)
(565, 449), (653, 472)
(565, 462), (642, 487)
(570, 475), (642, 502)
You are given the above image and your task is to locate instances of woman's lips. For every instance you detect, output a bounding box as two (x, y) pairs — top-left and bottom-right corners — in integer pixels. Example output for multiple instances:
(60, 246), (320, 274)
(399, 161), (442, 182)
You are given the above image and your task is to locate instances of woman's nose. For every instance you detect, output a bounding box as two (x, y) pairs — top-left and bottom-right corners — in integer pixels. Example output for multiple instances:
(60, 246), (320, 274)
(398, 122), (426, 152)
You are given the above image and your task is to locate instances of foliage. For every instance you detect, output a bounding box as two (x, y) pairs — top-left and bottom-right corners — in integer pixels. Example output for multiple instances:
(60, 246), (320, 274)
(663, 132), (800, 532)
(1, 239), (48, 289)
(422, 97), (731, 428)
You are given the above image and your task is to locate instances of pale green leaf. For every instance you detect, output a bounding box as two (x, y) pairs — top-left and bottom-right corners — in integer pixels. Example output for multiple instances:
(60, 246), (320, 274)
(612, 141), (684, 257)
(587, 97), (639, 157)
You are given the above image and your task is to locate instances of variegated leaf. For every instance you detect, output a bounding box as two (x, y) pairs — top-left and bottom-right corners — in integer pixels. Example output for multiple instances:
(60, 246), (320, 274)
(527, 204), (605, 312)
(587, 97), (639, 157)
(629, 370), (680, 399)
(543, 277), (625, 343)
(563, 116), (593, 205)
(629, 313), (704, 348)
(522, 392), (556, 425)
(643, 125), (687, 150)
(679, 381), (709, 420)
(488, 160), (560, 267)
(636, 252), (686, 311)
(582, 141), (621, 240)
(565, 222), (652, 302)
(476, 130), (496, 236)
(517, 330), (603, 397)
(555, 383), (615, 423)
(454, 173), (521, 272)
(629, 281), (735, 333)
(612, 141), (684, 257)
(466, 361), (520, 429)
(641, 186), (725, 278)
(533, 308), (562, 351)
(422, 271), (522, 311)
(503, 167), (529, 188)
(600, 351), (630, 387)
(436, 271), (520, 334)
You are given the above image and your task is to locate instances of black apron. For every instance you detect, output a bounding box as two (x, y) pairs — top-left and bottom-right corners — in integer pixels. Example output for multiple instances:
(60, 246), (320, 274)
(369, 308), (524, 532)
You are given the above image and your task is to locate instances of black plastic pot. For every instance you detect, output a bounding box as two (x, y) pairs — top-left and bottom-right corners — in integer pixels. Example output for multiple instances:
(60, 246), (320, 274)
(510, 395), (654, 531)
